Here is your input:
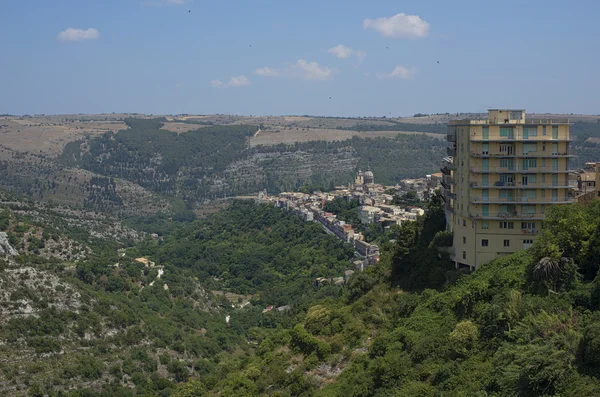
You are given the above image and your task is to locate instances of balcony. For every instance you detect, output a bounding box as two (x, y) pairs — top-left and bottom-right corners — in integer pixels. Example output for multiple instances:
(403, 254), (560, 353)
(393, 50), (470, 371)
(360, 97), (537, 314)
(470, 181), (574, 189)
(470, 151), (575, 158)
(469, 166), (573, 173)
(447, 147), (457, 157)
(442, 175), (455, 185)
(447, 133), (456, 142)
(469, 212), (546, 220)
(470, 196), (577, 205)
(471, 136), (572, 142)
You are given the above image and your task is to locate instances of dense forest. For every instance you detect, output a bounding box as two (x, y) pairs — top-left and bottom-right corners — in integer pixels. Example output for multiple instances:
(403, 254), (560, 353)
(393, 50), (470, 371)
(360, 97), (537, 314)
(168, 199), (600, 396)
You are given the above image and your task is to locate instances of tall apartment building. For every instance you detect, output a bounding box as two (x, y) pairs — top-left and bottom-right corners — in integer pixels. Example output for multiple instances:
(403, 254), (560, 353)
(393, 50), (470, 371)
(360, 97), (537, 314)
(441, 109), (576, 270)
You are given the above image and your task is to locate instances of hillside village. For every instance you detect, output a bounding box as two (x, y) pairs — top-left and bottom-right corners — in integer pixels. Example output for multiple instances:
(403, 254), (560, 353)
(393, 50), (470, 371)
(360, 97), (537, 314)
(258, 169), (441, 271)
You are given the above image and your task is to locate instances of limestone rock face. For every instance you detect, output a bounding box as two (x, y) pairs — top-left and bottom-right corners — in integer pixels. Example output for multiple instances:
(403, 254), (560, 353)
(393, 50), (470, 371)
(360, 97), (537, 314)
(0, 232), (18, 256)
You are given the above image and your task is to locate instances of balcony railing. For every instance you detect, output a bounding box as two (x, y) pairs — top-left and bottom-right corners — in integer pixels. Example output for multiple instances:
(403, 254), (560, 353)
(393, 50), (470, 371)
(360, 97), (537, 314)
(469, 182), (574, 189)
(469, 212), (546, 220)
(470, 166), (573, 173)
(471, 196), (576, 204)
(442, 175), (455, 185)
(471, 152), (575, 158)
(471, 136), (572, 142)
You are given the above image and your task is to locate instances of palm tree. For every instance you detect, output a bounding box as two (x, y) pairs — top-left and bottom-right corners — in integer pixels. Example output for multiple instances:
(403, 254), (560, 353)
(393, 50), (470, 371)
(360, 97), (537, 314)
(532, 256), (561, 284)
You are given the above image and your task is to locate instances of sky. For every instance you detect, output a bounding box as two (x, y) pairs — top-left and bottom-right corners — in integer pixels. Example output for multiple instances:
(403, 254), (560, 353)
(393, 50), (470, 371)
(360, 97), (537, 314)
(1, 0), (600, 117)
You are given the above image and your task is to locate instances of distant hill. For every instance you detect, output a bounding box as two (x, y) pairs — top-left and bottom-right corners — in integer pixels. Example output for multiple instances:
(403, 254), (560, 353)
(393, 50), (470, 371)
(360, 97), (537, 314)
(58, 118), (447, 206)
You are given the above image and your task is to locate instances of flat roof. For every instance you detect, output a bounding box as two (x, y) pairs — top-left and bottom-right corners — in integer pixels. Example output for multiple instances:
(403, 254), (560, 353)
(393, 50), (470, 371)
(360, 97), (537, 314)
(488, 109), (525, 111)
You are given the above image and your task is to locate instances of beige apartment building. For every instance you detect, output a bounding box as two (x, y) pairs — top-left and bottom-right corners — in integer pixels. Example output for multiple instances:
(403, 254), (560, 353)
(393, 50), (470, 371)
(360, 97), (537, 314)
(441, 109), (576, 270)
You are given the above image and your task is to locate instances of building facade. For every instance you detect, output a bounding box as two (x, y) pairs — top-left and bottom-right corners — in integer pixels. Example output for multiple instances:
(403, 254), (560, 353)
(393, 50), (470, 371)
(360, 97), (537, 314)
(442, 109), (576, 270)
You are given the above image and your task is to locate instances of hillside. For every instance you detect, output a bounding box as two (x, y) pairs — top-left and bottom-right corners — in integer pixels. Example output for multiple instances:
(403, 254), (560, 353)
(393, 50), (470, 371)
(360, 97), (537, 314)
(59, 118), (447, 204)
(170, 200), (600, 397)
(0, 197), (357, 396)
(1, 113), (599, 215)
(3, 185), (600, 395)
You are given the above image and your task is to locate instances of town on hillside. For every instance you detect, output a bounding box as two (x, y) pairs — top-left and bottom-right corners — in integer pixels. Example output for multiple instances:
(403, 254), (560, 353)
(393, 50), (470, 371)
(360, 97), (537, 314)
(257, 168), (441, 272)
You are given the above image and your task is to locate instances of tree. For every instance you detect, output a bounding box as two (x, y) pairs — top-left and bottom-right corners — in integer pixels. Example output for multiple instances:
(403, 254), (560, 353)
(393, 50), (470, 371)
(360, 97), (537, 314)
(449, 320), (478, 355)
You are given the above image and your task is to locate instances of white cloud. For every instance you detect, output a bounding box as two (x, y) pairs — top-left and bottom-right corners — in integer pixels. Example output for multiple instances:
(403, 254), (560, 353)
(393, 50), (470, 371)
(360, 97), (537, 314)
(327, 44), (353, 59)
(291, 59), (337, 81)
(226, 75), (251, 87)
(363, 13), (429, 38)
(327, 44), (367, 64)
(57, 28), (100, 42)
(142, 0), (188, 6)
(355, 50), (367, 63)
(211, 76), (251, 88)
(254, 67), (279, 77)
(377, 65), (416, 80)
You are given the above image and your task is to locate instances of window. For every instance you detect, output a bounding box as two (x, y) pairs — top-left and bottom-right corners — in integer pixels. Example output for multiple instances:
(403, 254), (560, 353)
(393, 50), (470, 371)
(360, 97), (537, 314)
(522, 205), (536, 214)
(542, 143), (546, 151)
(482, 175), (489, 186)
(463, 236), (466, 244)
(482, 239), (489, 247)
(521, 222), (536, 229)
(499, 144), (513, 154)
(523, 143), (537, 154)
(482, 143), (489, 155)
(522, 190), (537, 199)
(523, 239), (534, 249)
(500, 190), (513, 199)
(510, 111), (522, 120)
(522, 159), (537, 169)
(462, 251), (467, 260)
(482, 126), (489, 140)
(500, 221), (514, 229)
(524, 127), (538, 137)
(522, 174), (536, 185)
(543, 126), (547, 136)
(552, 126), (558, 139)
(504, 239), (510, 247)
(500, 127), (513, 137)
(463, 219), (466, 227)
(500, 159), (514, 168)
(541, 204), (546, 213)
(481, 221), (489, 229)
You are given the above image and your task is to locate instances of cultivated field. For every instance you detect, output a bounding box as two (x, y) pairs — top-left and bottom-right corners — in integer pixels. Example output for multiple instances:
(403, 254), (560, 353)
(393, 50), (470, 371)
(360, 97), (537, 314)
(0, 115), (127, 156)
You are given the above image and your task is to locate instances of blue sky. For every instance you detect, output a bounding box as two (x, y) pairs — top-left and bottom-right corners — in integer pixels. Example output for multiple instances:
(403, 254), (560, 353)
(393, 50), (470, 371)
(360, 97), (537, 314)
(1, 0), (599, 116)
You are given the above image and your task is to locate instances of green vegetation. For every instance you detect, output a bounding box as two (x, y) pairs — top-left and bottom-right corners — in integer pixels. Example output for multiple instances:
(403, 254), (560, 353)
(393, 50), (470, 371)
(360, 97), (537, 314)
(336, 121), (447, 134)
(391, 190), (422, 207)
(168, 199), (600, 397)
(59, 119), (447, 205)
(323, 197), (361, 225)
(154, 200), (354, 305)
(6, 185), (600, 396)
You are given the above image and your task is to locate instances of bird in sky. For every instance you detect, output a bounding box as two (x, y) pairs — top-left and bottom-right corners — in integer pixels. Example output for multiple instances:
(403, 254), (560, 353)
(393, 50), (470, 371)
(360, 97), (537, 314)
(188, 10), (191, 13)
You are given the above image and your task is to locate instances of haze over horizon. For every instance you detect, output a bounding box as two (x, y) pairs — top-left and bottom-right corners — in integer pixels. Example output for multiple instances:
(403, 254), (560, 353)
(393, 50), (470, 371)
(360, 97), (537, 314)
(2, 0), (599, 117)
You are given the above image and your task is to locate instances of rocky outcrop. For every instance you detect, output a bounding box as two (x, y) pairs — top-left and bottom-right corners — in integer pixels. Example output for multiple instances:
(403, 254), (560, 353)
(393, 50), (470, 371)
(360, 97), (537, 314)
(0, 232), (17, 256)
